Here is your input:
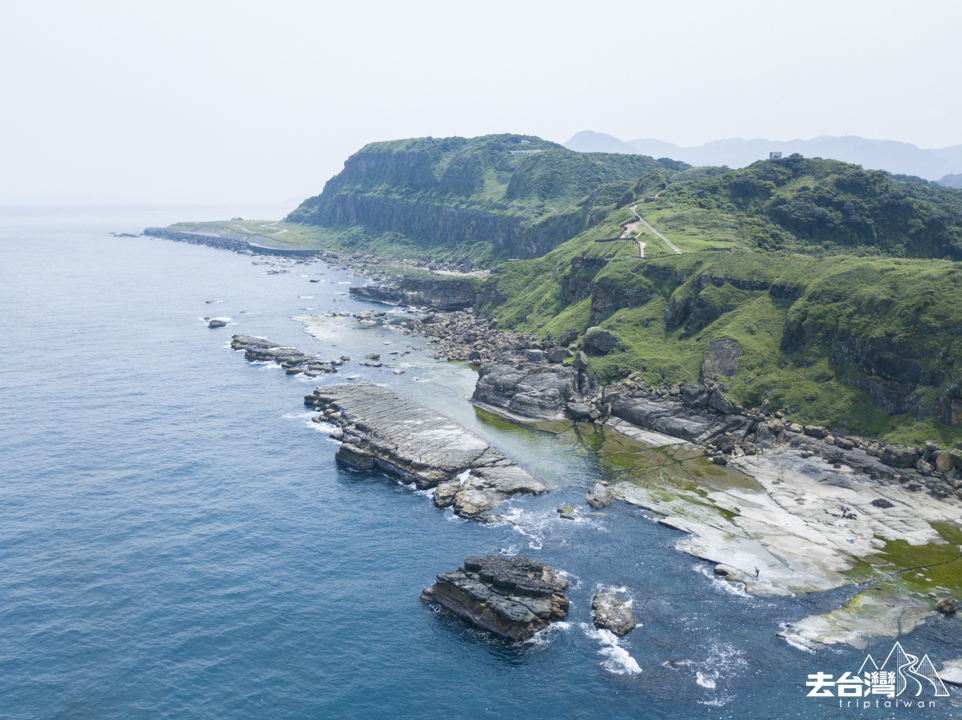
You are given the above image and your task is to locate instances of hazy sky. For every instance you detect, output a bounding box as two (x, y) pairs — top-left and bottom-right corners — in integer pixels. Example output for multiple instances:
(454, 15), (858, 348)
(3, 0), (961, 208)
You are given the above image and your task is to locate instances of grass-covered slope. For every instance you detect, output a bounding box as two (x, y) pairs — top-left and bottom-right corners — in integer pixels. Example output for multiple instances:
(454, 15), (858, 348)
(640, 155), (962, 259)
(284, 134), (683, 264)
(169, 142), (962, 442)
(483, 209), (962, 445)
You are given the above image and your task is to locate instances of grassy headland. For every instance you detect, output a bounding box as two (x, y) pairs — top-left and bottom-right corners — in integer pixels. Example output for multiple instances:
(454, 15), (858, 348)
(173, 134), (962, 445)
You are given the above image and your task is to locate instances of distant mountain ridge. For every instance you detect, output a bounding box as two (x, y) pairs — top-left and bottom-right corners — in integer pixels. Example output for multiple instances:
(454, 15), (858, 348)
(564, 130), (962, 185)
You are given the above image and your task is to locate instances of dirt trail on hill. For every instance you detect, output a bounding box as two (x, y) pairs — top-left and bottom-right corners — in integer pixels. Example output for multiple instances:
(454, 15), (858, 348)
(630, 203), (682, 254)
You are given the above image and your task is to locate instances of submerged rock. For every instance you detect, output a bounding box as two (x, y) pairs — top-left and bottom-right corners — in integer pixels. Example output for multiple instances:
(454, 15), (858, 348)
(592, 590), (636, 636)
(419, 555), (570, 641)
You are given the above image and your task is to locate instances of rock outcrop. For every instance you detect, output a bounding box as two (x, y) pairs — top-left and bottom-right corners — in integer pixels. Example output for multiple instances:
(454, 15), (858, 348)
(585, 482), (614, 509)
(231, 335), (337, 377)
(144, 227), (317, 257)
(349, 276), (478, 311)
(472, 362), (582, 421)
(591, 590), (636, 636)
(419, 555), (570, 641)
(304, 383), (549, 518)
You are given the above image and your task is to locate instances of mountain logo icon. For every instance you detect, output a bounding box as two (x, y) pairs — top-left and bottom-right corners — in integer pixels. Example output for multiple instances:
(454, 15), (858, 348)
(807, 641), (949, 702)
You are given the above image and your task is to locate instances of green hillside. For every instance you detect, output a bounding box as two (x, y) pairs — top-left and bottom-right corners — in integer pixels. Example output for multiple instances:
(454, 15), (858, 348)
(171, 135), (962, 442)
(284, 134), (684, 264)
(485, 215), (962, 443)
(636, 155), (962, 259)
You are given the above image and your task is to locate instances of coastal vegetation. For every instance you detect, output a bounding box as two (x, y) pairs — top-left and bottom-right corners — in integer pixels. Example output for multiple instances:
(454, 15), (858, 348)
(174, 134), (962, 445)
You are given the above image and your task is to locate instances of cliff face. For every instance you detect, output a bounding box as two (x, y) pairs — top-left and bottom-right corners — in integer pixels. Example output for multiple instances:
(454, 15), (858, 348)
(316, 192), (587, 259)
(286, 134), (678, 261)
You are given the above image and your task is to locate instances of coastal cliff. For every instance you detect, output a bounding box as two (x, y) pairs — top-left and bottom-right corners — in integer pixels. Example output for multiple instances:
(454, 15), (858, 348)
(285, 134), (679, 263)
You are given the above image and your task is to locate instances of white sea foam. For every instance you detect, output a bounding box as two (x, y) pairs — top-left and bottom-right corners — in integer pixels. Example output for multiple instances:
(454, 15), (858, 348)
(777, 623), (816, 653)
(669, 641), (747, 700)
(491, 507), (547, 550)
(525, 621), (572, 647)
(580, 624), (642, 675)
(298, 295), (313, 299)
(594, 583), (631, 598)
(693, 563), (750, 597)
(695, 671), (716, 689)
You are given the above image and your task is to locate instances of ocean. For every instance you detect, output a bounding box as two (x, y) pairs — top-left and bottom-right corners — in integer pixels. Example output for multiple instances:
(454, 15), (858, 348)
(1, 206), (958, 719)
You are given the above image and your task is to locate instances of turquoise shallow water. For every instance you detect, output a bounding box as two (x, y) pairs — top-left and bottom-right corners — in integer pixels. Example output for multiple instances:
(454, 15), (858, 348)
(1, 207), (959, 719)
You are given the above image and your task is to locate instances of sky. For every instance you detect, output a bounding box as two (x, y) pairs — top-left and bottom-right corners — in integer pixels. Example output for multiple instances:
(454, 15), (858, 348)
(2, 0), (961, 208)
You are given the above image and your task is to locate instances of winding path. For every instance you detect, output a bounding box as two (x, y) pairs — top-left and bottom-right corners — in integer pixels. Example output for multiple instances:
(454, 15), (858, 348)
(630, 203), (682, 255)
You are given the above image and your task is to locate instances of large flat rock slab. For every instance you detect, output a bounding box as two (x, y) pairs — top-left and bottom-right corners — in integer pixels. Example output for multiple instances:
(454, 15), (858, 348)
(306, 383), (548, 517)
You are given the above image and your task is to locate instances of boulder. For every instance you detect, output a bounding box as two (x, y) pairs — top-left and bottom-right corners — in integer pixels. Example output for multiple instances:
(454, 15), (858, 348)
(558, 327), (579, 346)
(208, 318), (228, 328)
(935, 597), (957, 615)
(566, 403), (595, 421)
(754, 423), (777, 450)
(419, 555), (570, 641)
(585, 482), (614, 509)
(591, 590), (636, 636)
(452, 467), (550, 518)
(936, 450), (959, 473)
(433, 479), (460, 508)
(708, 388), (734, 415)
(881, 444), (919, 469)
(583, 327), (620, 355)
(547, 347), (567, 363)
(573, 351), (589, 371)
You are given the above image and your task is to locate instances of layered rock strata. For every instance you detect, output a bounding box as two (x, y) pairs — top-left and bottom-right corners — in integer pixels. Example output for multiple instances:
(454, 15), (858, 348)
(349, 277), (477, 311)
(304, 383), (548, 518)
(231, 335), (337, 377)
(419, 555), (570, 641)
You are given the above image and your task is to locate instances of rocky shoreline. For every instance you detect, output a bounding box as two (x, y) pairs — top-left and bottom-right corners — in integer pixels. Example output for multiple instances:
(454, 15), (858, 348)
(368, 293), (961, 648)
(303, 383), (549, 519)
(410, 308), (962, 505)
(206, 236), (961, 651)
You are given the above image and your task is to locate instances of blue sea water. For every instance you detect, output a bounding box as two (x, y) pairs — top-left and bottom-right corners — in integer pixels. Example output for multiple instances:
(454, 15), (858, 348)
(1, 206), (959, 720)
